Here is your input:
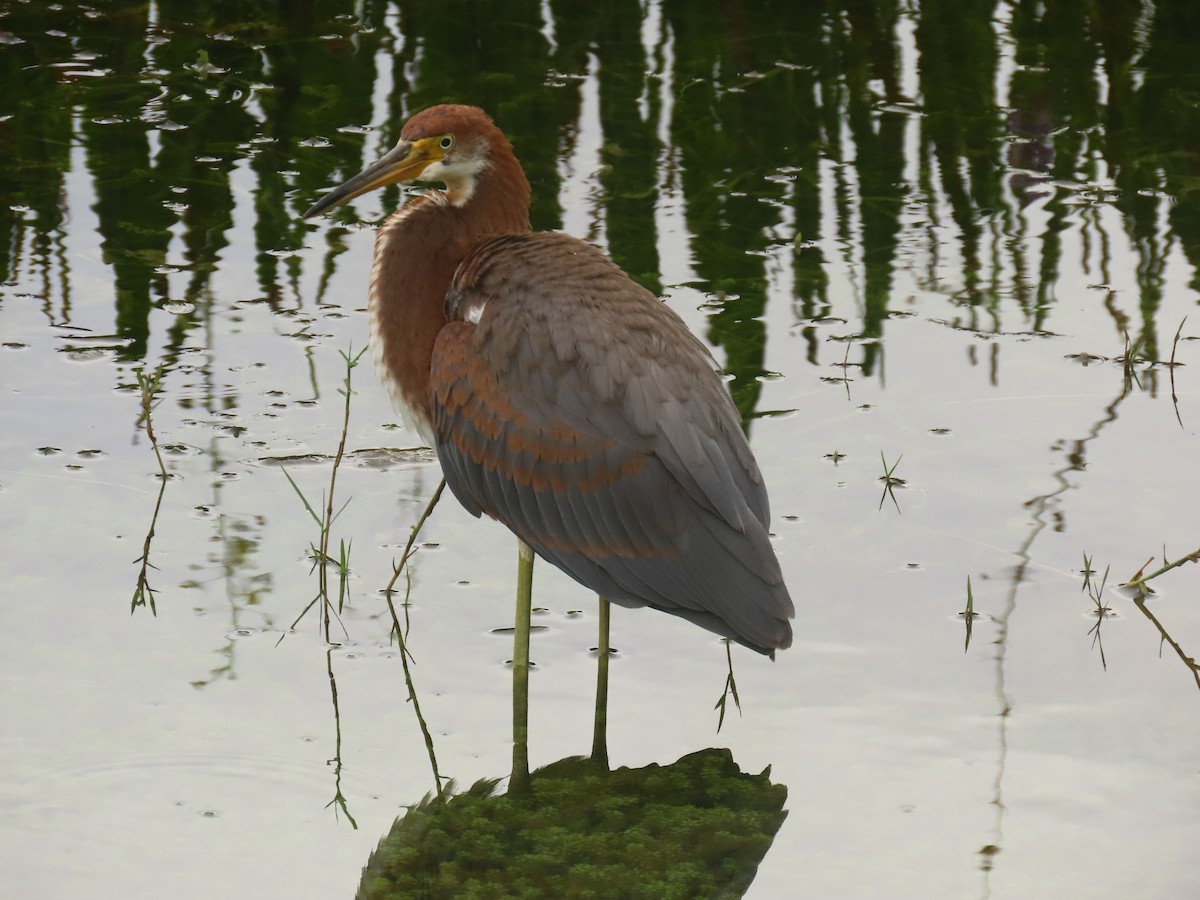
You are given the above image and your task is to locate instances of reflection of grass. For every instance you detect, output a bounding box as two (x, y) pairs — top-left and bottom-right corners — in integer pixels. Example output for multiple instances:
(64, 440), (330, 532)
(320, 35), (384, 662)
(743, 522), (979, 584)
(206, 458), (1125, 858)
(713, 640), (741, 732)
(959, 576), (982, 652)
(1079, 547), (1200, 688)
(1122, 546), (1200, 597)
(1069, 317), (1190, 425)
(1118, 329), (1146, 390)
(1130, 593), (1200, 693)
(357, 748), (787, 900)
(283, 346), (367, 641)
(1169, 317), (1187, 427)
(1081, 552), (1111, 613)
(281, 347), (440, 816)
(131, 364), (167, 615)
(1122, 544), (1200, 692)
(382, 513), (447, 802)
(382, 480), (446, 603)
(878, 452), (905, 512)
(1082, 552), (1112, 670)
(324, 647), (358, 829)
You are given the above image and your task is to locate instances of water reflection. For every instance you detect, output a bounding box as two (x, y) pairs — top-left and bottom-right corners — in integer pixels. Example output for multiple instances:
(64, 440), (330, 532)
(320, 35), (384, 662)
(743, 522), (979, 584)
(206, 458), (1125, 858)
(4, 0), (1198, 395)
(973, 349), (1200, 890)
(3, 3), (1199, 895)
(130, 365), (168, 613)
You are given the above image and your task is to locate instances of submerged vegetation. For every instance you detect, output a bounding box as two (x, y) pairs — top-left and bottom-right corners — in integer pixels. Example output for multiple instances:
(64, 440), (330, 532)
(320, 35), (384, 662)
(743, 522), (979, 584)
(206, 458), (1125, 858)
(356, 749), (787, 900)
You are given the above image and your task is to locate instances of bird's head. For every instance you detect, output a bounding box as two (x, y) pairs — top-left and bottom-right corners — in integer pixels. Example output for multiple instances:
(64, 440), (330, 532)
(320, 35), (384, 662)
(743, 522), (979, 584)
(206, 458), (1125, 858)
(303, 104), (505, 218)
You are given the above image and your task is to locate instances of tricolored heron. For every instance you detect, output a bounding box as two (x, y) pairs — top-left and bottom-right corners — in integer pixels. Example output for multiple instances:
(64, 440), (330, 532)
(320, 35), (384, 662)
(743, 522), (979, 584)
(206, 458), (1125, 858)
(304, 105), (793, 759)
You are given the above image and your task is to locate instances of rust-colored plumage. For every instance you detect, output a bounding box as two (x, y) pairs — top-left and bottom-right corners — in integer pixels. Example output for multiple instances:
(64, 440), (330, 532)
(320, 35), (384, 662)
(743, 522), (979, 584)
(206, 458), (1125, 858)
(305, 105), (793, 655)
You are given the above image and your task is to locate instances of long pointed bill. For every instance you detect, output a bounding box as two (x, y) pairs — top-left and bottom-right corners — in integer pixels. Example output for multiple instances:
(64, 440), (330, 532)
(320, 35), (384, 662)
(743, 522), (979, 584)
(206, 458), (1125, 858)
(302, 139), (436, 219)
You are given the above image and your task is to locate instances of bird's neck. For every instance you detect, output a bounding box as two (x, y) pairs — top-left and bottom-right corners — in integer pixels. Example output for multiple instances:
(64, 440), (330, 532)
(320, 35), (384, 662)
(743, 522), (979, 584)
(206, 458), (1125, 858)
(463, 146), (532, 236)
(367, 149), (532, 441)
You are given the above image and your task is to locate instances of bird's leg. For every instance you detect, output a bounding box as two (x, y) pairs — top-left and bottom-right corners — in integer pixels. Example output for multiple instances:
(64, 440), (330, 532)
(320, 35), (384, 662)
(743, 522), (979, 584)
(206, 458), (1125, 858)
(509, 538), (535, 794)
(590, 596), (611, 771)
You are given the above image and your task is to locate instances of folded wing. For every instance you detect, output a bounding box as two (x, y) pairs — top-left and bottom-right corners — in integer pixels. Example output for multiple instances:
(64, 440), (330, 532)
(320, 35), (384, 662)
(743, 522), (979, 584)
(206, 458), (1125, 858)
(430, 232), (793, 655)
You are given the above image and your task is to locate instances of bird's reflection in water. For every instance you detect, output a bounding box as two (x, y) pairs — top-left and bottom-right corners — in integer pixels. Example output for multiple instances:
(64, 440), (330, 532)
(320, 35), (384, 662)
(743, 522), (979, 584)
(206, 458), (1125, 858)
(356, 747), (787, 899)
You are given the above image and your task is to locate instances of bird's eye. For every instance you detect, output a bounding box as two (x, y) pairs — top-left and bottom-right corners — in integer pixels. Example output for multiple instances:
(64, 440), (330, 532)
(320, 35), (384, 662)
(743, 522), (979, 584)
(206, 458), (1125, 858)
(439, 135), (454, 150)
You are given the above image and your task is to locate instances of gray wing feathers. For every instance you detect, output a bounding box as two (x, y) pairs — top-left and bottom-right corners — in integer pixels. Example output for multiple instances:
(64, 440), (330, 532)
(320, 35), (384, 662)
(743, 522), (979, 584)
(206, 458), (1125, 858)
(435, 232), (793, 654)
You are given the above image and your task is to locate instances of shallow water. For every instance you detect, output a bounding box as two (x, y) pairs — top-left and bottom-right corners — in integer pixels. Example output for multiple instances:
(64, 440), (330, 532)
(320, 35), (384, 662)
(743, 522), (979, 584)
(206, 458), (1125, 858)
(2, 1), (1199, 897)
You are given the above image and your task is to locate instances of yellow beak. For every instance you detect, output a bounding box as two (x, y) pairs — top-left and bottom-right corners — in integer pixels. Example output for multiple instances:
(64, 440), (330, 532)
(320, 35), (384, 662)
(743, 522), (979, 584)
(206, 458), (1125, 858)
(303, 138), (443, 218)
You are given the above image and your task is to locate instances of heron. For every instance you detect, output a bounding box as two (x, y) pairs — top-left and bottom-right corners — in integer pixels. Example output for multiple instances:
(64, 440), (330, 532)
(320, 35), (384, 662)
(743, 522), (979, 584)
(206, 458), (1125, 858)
(303, 105), (793, 764)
